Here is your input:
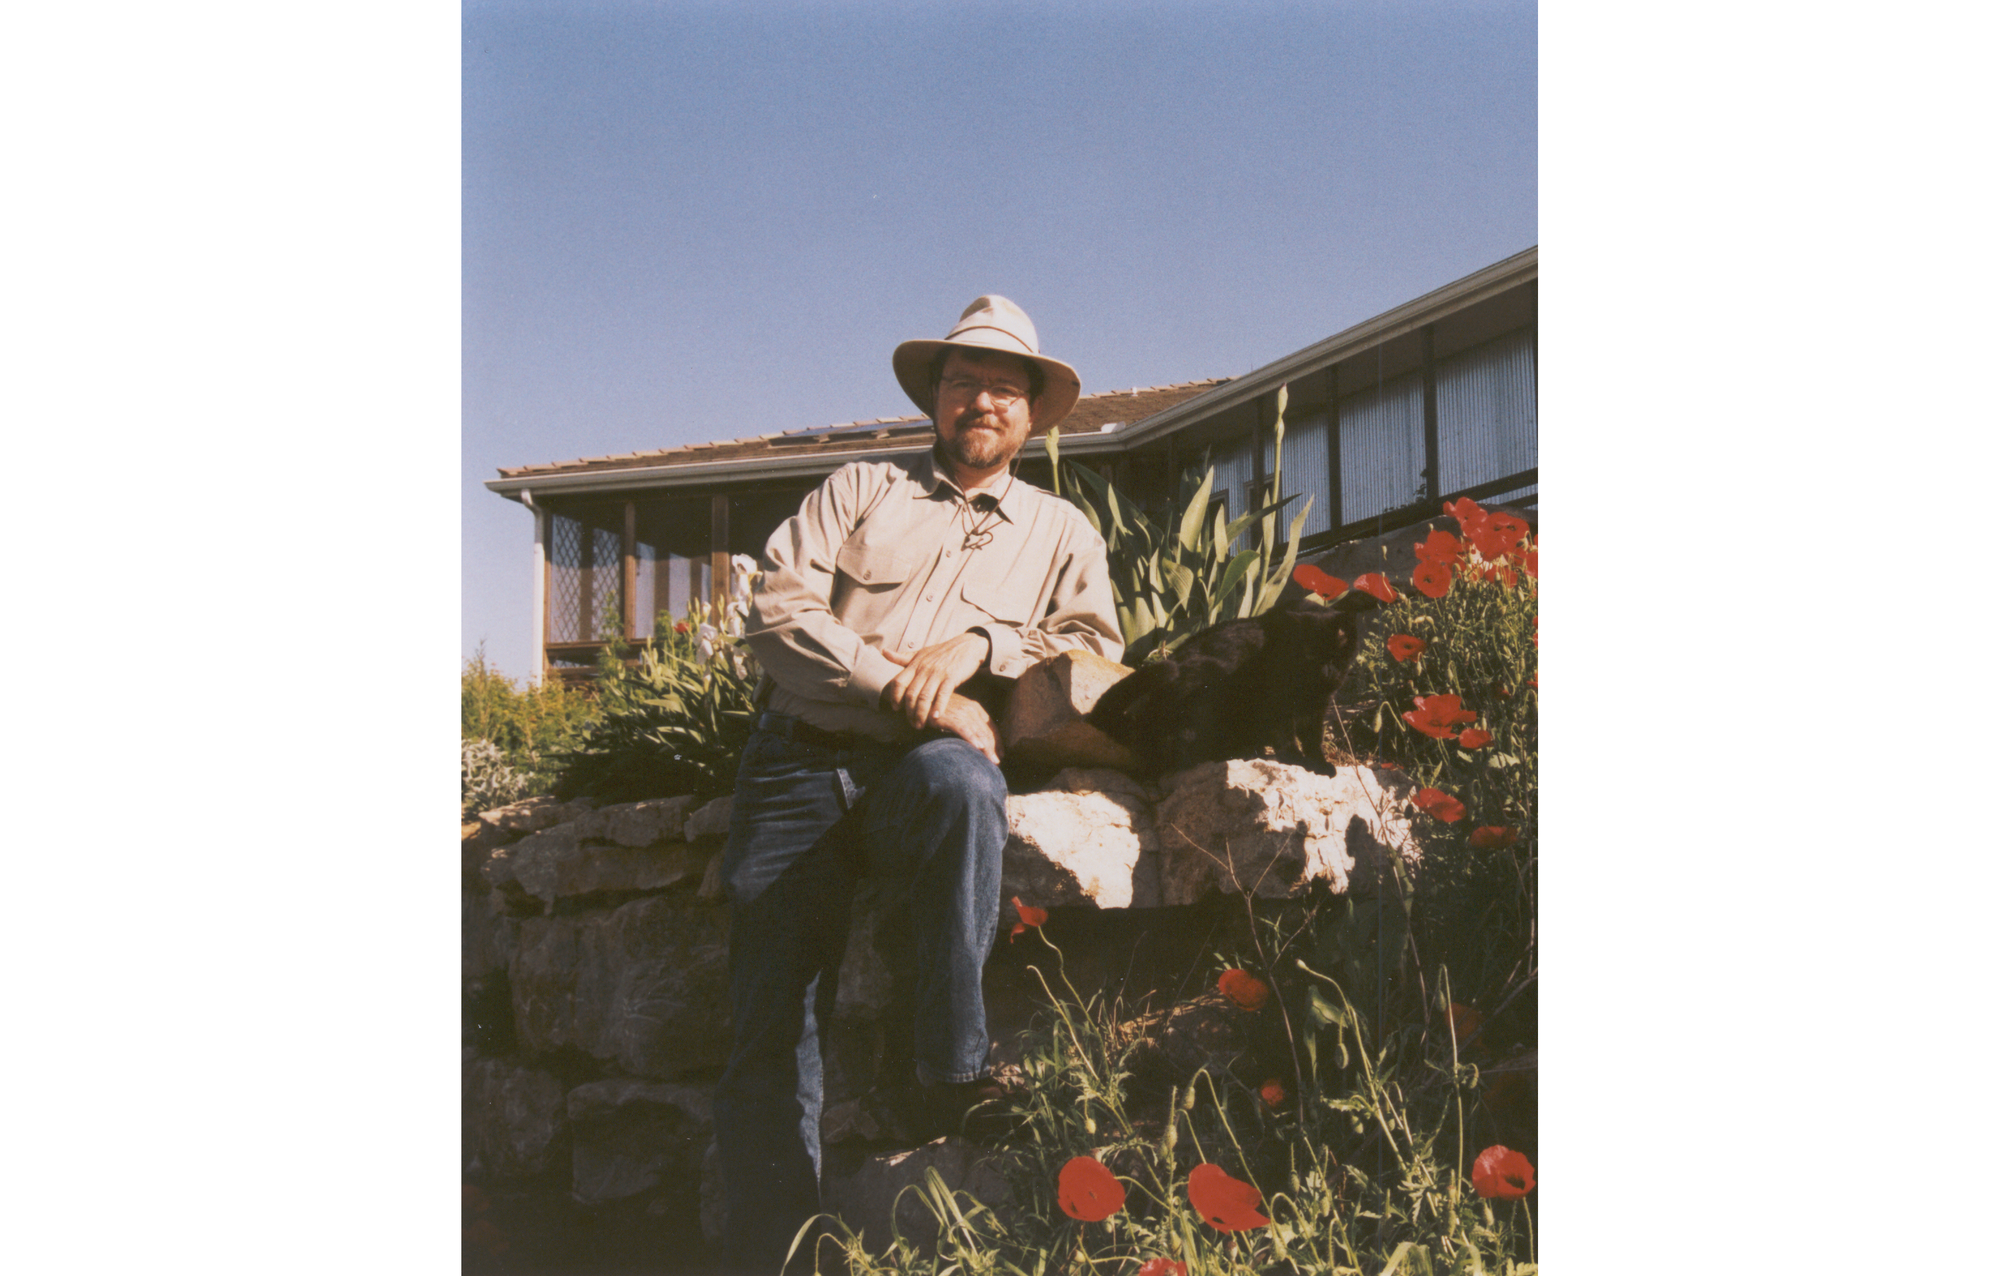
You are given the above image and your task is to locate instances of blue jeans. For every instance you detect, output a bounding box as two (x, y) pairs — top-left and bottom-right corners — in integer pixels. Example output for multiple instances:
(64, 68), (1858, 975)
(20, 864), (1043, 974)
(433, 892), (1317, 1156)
(712, 716), (1008, 1272)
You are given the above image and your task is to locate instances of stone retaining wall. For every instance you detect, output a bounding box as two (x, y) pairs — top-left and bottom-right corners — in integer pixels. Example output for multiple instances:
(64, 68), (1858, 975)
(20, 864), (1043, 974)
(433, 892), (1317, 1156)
(462, 757), (1422, 1266)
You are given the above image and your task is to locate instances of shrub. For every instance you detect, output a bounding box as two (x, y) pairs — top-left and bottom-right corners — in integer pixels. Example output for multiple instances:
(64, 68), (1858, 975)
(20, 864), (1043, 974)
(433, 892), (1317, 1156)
(460, 646), (597, 816)
(460, 737), (537, 816)
(549, 607), (761, 805)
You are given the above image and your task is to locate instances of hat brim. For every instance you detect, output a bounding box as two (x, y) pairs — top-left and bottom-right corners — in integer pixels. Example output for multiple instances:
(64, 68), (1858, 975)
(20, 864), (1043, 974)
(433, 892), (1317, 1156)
(892, 339), (1081, 430)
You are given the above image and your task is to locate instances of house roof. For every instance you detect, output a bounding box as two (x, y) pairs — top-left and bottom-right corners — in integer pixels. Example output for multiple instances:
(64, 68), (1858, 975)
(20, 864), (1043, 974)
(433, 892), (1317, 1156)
(490, 379), (1229, 494)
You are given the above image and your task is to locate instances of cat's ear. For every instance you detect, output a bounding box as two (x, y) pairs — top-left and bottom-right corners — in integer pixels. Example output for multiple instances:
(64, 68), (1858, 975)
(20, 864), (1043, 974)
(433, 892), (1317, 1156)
(1332, 590), (1379, 615)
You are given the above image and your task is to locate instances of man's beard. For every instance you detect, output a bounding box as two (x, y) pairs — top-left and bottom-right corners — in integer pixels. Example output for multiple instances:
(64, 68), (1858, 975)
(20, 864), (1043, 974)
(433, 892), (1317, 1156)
(936, 412), (1021, 472)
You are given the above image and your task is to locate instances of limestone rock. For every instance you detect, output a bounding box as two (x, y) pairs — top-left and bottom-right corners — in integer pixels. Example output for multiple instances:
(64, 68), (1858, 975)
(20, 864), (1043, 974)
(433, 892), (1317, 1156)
(571, 795), (698, 847)
(684, 795), (733, 841)
(463, 887), (519, 982)
(473, 795), (598, 844)
(697, 850), (726, 903)
(565, 1079), (714, 1206)
(1154, 760), (1419, 904)
(822, 1137), (1019, 1253)
(484, 827), (709, 907)
(1045, 766), (1155, 803)
(1111, 993), (1257, 1092)
(463, 1056), (568, 1180)
(1000, 650), (1137, 771)
(1003, 788), (1158, 910)
(510, 894), (732, 1078)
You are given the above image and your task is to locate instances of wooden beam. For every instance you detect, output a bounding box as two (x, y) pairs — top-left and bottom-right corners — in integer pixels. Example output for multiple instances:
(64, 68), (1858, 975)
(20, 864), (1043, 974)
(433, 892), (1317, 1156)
(710, 493), (730, 616)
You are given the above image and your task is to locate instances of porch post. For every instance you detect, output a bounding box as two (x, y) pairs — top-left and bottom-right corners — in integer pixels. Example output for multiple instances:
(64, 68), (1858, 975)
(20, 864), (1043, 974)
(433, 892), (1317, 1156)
(529, 494), (548, 686)
(710, 494), (730, 615)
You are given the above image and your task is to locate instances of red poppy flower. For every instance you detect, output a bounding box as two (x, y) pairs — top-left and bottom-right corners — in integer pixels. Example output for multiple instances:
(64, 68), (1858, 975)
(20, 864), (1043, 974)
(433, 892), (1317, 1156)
(1412, 788), (1466, 823)
(1057, 1155), (1126, 1221)
(1457, 727), (1493, 749)
(1402, 694), (1478, 739)
(1413, 528), (1464, 564)
(1469, 825), (1517, 849)
(1217, 968), (1270, 1011)
(1009, 896), (1048, 943)
(674, 621), (690, 634)
(1448, 1001), (1483, 1042)
(1387, 634), (1427, 662)
(1292, 564), (1347, 598)
(1352, 572), (1398, 603)
(1258, 1078), (1288, 1108)
(1479, 562), (1519, 588)
(1470, 1145), (1535, 1199)
(1411, 559), (1453, 599)
(1442, 497), (1487, 530)
(1522, 548), (1537, 578)
(1470, 524), (1524, 563)
(1488, 512), (1530, 543)
(1136, 1260), (1187, 1276)
(1187, 1163), (1269, 1232)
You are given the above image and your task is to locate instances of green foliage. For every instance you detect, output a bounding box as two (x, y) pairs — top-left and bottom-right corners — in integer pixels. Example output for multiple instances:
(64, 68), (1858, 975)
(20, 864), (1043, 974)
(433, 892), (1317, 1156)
(1046, 384), (1311, 665)
(1346, 550), (1538, 1004)
(460, 646), (598, 815)
(549, 608), (761, 804)
(816, 924), (1536, 1276)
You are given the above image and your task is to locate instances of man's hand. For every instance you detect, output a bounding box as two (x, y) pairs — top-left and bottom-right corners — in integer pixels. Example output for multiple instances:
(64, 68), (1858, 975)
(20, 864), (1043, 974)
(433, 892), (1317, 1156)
(928, 694), (1002, 764)
(881, 632), (990, 731)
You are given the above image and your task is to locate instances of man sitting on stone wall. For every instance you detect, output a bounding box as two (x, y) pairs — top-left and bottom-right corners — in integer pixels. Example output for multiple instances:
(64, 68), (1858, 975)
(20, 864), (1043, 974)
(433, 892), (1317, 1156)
(714, 296), (1124, 1271)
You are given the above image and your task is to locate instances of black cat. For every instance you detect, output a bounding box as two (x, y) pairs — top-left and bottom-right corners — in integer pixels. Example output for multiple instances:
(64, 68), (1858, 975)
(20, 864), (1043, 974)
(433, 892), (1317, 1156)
(1088, 593), (1375, 777)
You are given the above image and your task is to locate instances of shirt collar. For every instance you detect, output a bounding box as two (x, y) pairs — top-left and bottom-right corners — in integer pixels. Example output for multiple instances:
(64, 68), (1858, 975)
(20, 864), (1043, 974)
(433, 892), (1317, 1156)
(912, 449), (1030, 523)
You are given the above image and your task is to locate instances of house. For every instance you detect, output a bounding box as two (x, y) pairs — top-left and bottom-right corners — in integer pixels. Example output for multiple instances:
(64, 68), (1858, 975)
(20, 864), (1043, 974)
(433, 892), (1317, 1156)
(487, 246), (1536, 682)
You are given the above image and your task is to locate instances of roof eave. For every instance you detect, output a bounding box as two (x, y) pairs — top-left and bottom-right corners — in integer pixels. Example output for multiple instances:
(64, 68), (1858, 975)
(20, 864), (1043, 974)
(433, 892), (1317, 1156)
(1114, 245), (1537, 448)
(484, 441), (937, 500)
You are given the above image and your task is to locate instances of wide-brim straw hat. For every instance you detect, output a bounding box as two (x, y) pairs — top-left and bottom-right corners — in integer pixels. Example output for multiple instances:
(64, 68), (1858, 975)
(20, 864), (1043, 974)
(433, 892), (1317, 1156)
(892, 295), (1081, 428)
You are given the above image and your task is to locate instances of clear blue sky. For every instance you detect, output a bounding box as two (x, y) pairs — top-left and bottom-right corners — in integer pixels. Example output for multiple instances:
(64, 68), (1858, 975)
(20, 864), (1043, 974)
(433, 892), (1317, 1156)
(463, 0), (1538, 680)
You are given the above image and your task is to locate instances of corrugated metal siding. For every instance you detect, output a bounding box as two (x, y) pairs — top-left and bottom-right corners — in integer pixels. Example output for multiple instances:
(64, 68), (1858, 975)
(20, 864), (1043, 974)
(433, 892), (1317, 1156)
(1437, 327), (1536, 494)
(1209, 431), (1254, 523)
(1263, 408), (1332, 537)
(1337, 373), (1426, 524)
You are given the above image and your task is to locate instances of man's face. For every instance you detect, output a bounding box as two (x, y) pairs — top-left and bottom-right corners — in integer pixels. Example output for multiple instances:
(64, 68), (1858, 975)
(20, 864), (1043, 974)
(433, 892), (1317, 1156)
(933, 349), (1035, 478)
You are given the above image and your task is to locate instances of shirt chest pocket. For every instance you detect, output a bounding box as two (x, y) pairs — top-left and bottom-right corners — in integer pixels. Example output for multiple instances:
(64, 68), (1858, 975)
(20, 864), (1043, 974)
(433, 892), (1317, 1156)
(834, 530), (921, 589)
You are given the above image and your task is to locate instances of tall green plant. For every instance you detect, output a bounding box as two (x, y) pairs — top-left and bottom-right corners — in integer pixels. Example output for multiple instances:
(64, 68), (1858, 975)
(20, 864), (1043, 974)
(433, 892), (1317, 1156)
(1047, 385), (1312, 664)
(551, 607), (761, 804)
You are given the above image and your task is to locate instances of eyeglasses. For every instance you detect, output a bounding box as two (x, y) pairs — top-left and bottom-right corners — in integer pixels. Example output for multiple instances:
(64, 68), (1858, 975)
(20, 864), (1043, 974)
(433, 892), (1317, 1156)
(938, 375), (1029, 407)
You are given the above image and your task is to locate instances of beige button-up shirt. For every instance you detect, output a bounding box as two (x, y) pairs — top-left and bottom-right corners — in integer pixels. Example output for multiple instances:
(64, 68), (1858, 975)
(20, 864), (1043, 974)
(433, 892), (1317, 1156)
(745, 452), (1125, 741)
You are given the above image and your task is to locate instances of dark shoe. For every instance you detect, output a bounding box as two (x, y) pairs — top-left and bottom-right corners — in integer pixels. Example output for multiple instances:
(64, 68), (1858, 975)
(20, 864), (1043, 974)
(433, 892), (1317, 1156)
(916, 1064), (1028, 1143)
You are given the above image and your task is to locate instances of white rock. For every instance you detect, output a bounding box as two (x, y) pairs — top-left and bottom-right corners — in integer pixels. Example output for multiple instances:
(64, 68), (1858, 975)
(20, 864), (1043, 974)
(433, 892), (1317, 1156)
(1003, 787), (1158, 910)
(1154, 760), (1420, 904)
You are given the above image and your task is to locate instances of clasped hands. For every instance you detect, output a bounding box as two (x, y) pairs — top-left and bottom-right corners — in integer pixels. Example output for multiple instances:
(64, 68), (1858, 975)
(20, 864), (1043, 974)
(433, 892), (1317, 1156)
(880, 631), (1001, 763)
